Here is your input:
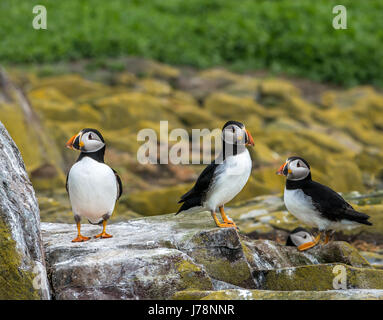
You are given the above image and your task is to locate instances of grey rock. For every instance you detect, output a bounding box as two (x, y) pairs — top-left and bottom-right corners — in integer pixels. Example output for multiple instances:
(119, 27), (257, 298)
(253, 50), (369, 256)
(42, 211), (254, 300)
(0, 121), (49, 299)
(42, 210), (375, 300)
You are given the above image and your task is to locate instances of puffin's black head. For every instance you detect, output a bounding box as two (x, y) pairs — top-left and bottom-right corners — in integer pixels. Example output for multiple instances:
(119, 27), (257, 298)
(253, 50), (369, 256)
(222, 120), (255, 147)
(66, 128), (105, 153)
(276, 156), (311, 181)
(286, 227), (314, 247)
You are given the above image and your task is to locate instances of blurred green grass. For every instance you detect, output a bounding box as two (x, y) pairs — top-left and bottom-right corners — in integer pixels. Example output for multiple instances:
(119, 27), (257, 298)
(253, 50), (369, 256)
(1, 0), (382, 86)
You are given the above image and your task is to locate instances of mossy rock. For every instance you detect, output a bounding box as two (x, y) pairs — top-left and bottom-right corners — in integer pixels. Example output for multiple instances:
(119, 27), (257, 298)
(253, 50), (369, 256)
(93, 92), (180, 130)
(124, 183), (192, 215)
(198, 68), (244, 84)
(113, 72), (137, 86)
(174, 259), (213, 291)
(172, 289), (383, 300)
(255, 263), (383, 291)
(224, 177), (272, 206)
(251, 142), (281, 165)
(125, 58), (180, 80)
(0, 104), (65, 184)
(324, 159), (365, 193)
(223, 77), (260, 98)
(260, 79), (301, 99)
(0, 219), (40, 300)
(32, 74), (110, 100)
(355, 148), (383, 174)
(321, 86), (381, 110)
(186, 228), (256, 289)
(135, 78), (172, 96)
(204, 92), (265, 121)
(172, 104), (217, 128)
(28, 87), (74, 106)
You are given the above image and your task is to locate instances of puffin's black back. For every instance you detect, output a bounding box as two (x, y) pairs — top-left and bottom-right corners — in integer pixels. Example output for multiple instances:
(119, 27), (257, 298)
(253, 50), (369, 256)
(287, 178), (372, 225)
(176, 161), (218, 214)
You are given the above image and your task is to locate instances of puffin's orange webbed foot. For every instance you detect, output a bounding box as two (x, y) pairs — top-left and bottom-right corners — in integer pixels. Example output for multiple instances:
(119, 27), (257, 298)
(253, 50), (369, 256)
(72, 235), (90, 242)
(216, 222), (237, 228)
(94, 220), (112, 239)
(223, 221), (239, 230)
(94, 232), (113, 239)
(219, 206), (239, 229)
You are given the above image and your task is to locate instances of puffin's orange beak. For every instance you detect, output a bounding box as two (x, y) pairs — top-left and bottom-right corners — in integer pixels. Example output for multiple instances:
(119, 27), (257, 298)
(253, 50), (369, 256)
(277, 162), (287, 175)
(66, 134), (77, 150)
(245, 130), (255, 147)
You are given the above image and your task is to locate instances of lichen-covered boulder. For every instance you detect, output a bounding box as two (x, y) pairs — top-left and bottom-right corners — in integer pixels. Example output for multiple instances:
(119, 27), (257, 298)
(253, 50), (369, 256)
(173, 288), (383, 300)
(243, 240), (371, 271)
(42, 209), (378, 300)
(0, 122), (50, 299)
(254, 263), (383, 291)
(41, 211), (257, 299)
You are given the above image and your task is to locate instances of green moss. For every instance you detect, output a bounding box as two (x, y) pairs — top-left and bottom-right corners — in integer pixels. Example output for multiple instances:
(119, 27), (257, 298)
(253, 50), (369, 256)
(0, 219), (40, 300)
(257, 263), (383, 291)
(125, 184), (192, 215)
(190, 248), (253, 288)
(175, 259), (212, 291)
(172, 290), (211, 300)
(240, 240), (255, 265)
(174, 289), (383, 300)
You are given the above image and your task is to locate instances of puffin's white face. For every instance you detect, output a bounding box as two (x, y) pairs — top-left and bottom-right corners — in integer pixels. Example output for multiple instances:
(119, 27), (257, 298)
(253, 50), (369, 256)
(222, 123), (255, 147)
(289, 230), (315, 247)
(277, 157), (311, 181)
(66, 129), (105, 153)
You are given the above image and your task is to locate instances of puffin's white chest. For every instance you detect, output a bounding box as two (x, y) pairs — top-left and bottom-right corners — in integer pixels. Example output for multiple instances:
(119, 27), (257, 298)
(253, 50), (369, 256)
(284, 188), (330, 230)
(205, 150), (252, 211)
(68, 157), (117, 222)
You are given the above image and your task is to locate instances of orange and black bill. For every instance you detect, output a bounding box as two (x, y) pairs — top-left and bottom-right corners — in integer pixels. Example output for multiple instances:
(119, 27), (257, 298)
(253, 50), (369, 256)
(66, 133), (81, 150)
(245, 130), (255, 146)
(277, 162), (288, 176)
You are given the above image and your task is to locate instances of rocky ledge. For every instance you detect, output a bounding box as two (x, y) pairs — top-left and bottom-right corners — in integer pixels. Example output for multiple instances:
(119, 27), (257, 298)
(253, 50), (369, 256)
(42, 211), (383, 300)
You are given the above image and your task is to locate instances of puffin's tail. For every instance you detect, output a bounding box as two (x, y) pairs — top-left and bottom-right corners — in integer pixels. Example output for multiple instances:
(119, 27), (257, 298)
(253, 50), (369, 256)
(176, 196), (203, 215)
(88, 219), (103, 226)
(344, 209), (372, 226)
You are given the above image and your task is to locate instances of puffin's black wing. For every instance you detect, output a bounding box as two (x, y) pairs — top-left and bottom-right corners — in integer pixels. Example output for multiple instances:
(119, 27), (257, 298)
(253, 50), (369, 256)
(112, 168), (123, 200)
(176, 161), (218, 214)
(305, 181), (372, 225)
(65, 172), (69, 193)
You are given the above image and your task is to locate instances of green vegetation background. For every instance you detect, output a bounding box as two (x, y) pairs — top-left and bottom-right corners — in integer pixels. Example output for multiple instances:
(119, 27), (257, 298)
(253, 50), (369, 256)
(1, 0), (382, 86)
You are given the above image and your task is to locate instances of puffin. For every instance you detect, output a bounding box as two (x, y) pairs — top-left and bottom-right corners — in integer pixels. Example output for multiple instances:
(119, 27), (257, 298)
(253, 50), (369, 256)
(65, 128), (122, 242)
(286, 227), (316, 251)
(277, 156), (371, 250)
(176, 120), (255, 228)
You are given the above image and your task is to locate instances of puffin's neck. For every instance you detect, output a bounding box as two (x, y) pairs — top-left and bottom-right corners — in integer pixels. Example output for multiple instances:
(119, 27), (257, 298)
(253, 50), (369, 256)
(77, 146), (106, 163)
(285, 173), (312, 190)
(221, 141), (246, 161)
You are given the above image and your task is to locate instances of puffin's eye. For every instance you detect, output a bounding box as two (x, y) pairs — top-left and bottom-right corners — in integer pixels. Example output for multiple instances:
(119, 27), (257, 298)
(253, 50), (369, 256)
(232, 127), (235, 133)
(297, 161), (301, 167)
(88, 134), (93, 140)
